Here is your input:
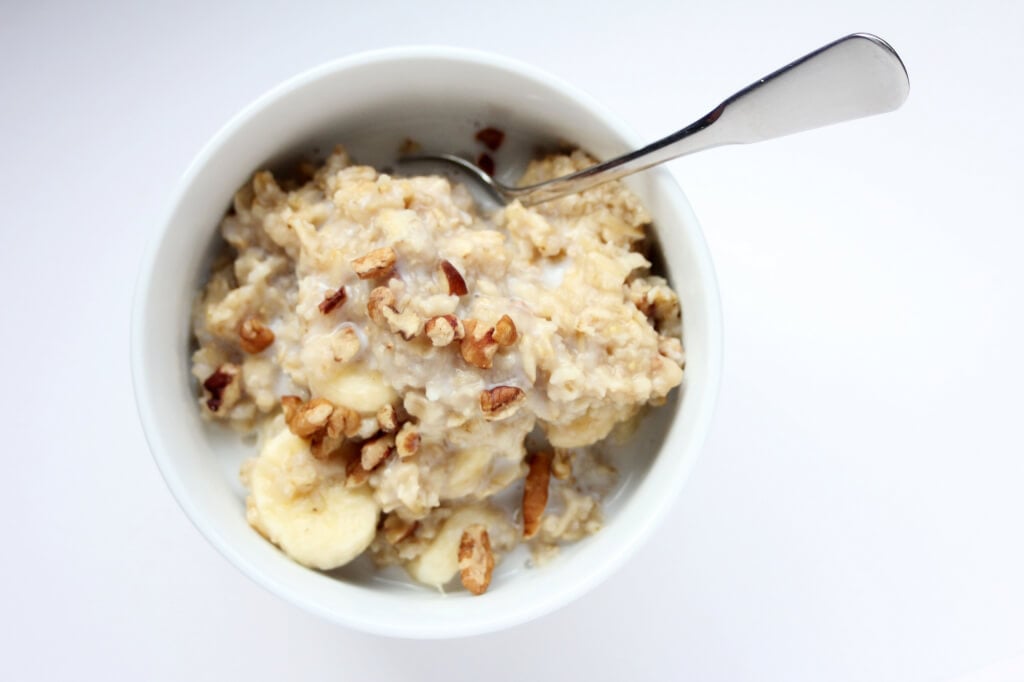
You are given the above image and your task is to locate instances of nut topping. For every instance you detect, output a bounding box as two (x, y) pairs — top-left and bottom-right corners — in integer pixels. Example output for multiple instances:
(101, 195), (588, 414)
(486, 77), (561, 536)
(376, 404), (398, 433)
(439, 260), (468, 296)
(395, 423), (420, 459)
(239, 317), (275, 354)
(479, 385), (526, 420)
(360, 433), (395, 470)
(327, 404), (362, 439)
(318, 286), (347, 314)
(522, 451), (552, 539)
(460, 319), (499, 369)
(202, 363), (240, 413)
(367, 286), (398, 326)
(345, 456), (371, 487)
(424, 314), (465, 347)
(458, 524), (495, 596)
(492, 314), (518, 347)
(282, 396), (334, 439)
(352, 246), (397, 280)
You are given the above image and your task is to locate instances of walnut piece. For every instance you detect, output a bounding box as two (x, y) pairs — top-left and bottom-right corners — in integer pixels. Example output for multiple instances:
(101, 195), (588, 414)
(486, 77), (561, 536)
(383, 513), (418, 545)
(522, 451), (552, 539)
(479, 385), (526, 420)
(492, 314), (518, 347)
(283, 396), (334, 439)
(458, 524), (495, 596)
(395, 423), (420, 459)
(352, 246), (397, 280)
(439, 260), (468, 296)
(460, 319), (499, 369)
(318, 286), (347, 314)
(239, 317), (275, 354)
(202, 363), (240, 412)
(310, 432), (344, 461)
(360, 433), (395, 470)
(376, 404), (398, 433)
(424, 314), (465, 347)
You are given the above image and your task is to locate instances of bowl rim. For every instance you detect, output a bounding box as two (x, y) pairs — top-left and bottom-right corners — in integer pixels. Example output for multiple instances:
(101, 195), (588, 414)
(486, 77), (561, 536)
(131, 44), (723, 637)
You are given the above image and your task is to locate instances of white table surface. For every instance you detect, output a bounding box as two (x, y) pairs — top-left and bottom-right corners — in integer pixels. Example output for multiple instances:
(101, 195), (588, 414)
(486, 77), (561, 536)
(4, 1), (1022, 680)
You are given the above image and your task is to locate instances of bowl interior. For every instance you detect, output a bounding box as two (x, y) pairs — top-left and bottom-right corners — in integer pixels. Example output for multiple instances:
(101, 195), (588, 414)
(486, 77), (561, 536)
(133, 47), (721, 637)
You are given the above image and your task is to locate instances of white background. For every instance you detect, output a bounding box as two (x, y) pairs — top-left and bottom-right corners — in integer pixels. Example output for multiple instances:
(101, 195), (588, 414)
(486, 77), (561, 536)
(3, 1), (1022, 680)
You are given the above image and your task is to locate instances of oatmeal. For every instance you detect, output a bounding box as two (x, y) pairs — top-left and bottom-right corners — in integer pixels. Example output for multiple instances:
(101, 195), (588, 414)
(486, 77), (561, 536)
(191, 144), (683, 593)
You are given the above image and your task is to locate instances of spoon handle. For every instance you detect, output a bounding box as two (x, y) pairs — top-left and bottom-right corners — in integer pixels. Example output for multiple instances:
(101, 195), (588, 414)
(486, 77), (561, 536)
(514, 33), (909, 205)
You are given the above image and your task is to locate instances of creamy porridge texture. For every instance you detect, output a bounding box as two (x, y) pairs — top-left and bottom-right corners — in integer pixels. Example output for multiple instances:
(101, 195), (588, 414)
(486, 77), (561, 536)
(191, 144), (684, 594)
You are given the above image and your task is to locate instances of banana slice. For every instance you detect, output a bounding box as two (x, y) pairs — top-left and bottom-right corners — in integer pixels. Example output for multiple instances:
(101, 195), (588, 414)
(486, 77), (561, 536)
(407, 504), (514, 588)
(245, 424), (380, 570)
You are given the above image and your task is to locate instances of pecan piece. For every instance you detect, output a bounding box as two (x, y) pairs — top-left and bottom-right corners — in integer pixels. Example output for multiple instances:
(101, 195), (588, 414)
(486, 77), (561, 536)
(383, 513), (418, 545)
(284, 396), (334, 439)
(352, 246), (397, 280)
(360, 433), (395, 470)
(376, 404), (398, 433)
(346, 456), (371, 487)
(395, 423), (420, 459)
(474, 127), (505, 151)
(458, 524), (495, 596)
(479, 385), (526, 420)
(492, 314), (518, 347)
(318, 286), (347, 314)
(367, 286), (398, 326)
(460, 319), (499, 369)
(327, 404), (362, 439)
(424, 314), (465, 347)
(203, 363), (240, 412)
(310, 432), (344, 461)
(330, 327), (361, 363)
(238, 316), (275, 354)
(439, 260), (468, 296)
(522, 451), (552, 539)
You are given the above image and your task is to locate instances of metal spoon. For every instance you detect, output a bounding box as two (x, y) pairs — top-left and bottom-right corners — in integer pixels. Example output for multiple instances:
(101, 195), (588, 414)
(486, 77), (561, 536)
(402, 33), (909, 206)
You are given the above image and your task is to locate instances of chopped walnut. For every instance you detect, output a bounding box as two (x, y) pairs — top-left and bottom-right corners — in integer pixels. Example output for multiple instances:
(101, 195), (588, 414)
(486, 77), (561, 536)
(239, 317), (275, 354)
(318, 286), (347, 314)
(479, 385), (526, 420)
(522, 451), (552, 539)
(203, 363), (240, 412)
(492, 314), (518, 347)
(283, 396), (334, 439)
(460, 319), (499, 369)
(458, 524), (495, 596)
(395, 423), (420, 459)
(424, 314), (465, 347)
(360, 433), (395, 470)
(439, 260), (468, 296)
(352, 246), (397, 280)
(383, 513), (418, 545)
(376, 404), (398, 433)
(551, 449), (573, 481)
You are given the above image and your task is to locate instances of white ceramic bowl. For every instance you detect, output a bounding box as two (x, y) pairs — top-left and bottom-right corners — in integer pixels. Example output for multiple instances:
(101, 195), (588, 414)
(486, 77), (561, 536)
(131, 46), (722, 638)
